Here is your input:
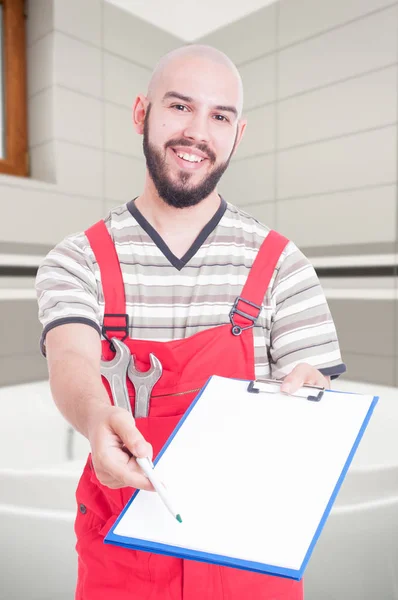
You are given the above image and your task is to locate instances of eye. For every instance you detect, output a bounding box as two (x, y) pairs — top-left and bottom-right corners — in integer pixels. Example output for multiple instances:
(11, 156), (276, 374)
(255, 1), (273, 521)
(214, 114), (229, 122)
(172, 104), (189, 112)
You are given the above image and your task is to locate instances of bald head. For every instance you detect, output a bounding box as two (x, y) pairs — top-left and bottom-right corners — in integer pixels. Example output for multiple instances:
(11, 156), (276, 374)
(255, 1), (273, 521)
(147, 44), (244, 118)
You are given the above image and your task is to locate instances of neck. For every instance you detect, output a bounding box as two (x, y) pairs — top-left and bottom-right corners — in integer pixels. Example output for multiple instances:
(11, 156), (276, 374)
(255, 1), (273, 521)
(134, 175), (222, 258)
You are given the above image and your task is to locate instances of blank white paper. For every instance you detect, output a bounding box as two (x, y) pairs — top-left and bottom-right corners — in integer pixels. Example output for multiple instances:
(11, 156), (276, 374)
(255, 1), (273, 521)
(112, 376), (375, 572)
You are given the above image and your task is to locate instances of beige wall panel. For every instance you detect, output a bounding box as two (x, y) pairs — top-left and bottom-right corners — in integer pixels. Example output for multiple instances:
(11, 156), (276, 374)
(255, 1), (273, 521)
(103, 2), (180, 68)
(27, 34), (54, 97)
(30, 142), (56, 183)
(340, 352), (395, 386)
(0, 301), (44, 357)
(29, 89), (53, 147)
(198, 4), (277, 65)
(279, 0), (394, 47)
(236, 105), (275, 159)
(54, 0), (101, 47)
(27, 0), (53, 47)
(240, 54), (276, 111)
(0, 354), (48, 387)
(328, 298), (394, 357)
(276, 185), (396, 247)
(104, 153), (146, 202)
(54, 33), (102, 98)
(104, 54), (151, 108)
(277, 126), (396, 199)
(54, 141), (103, 198)
(278, 66), (397, 149)
(278, 5), (398, 98)
(220, 155), (275, 206)
(238, 202), (276, 229)
(104, 104), (143, 159)
(0, 185), (103, 244)
(54, 87), (102, 149)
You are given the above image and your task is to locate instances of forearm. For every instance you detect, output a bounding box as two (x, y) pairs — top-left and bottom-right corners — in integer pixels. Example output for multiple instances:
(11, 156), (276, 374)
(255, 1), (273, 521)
(48, 348), (111, 439)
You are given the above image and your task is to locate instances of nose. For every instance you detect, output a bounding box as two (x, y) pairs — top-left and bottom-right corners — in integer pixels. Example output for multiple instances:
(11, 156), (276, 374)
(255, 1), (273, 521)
(183, 111), (210, 144)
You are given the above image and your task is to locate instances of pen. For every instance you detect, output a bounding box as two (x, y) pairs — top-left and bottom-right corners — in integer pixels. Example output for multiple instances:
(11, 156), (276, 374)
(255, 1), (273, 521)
(136, 456), (183, 523)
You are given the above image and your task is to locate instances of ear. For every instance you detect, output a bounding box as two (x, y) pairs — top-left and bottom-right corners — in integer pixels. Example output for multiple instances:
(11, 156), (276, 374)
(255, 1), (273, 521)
(231, 118), (247, 156)
(133, 95), (149, 135)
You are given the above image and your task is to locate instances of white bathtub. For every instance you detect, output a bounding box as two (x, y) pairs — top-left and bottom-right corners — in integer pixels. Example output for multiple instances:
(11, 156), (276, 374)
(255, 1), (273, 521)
(0, 381), (90, 600)
(0, 379), (397, 600)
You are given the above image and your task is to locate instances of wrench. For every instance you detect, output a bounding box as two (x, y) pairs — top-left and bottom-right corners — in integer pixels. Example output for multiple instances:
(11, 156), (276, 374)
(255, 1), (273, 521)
(100, 338), (132, 415)
(127, 353), (163, 418)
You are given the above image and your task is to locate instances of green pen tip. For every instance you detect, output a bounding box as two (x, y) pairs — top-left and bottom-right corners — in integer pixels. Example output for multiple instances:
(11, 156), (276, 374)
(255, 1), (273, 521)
(176, 514), (182, 523)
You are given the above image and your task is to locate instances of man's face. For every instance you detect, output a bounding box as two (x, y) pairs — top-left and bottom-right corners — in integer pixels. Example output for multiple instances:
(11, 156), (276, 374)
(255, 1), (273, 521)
(141, 57), (244, 209)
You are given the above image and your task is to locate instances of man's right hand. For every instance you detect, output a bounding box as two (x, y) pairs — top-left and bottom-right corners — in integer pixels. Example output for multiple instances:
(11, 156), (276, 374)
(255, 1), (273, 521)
(46, 324), (155, 491)
(87, 405), (155, 491)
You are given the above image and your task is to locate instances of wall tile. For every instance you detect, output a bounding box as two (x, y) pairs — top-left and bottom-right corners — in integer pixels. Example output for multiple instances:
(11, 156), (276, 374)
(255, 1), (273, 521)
(54, 87), (102, 149)
(26, 0), (53, 47)
(54, 141), (103, 198)
(279, 0), (394, 48)
(0, 184), (103, 244)
(28, 89), (53, 147)
(104, 153), (146, 201)
(198, 4), (277, 65)
(328, 298), (394, 357)
(240, 54), (276, 111)
(54, 32), (101, 98)
(0, 301), (44, 357)
(104, 53), (151, 108)
(220, 154), (275, 205)
(27, 33), (54, 97)
(236, 105), (275, 159)
(301, 241), (395, 258)
(238, 201), (276, 229)
(278, 5), (398, 98)
(54, 0), (101, 47)
(277, 126), (396, 199)
(339, 352), (394, 386)
(103, 2), (180, 68)
(276, 185), (396, 247)
(278, 66), (397, 149)
(104, 103), (143, 158)
(0, 353), (49, 386)
(30, 142), (56, 183)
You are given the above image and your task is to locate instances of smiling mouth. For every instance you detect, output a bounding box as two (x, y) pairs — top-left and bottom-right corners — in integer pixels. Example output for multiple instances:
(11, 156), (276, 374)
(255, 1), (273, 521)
(171, 148), (207, 163)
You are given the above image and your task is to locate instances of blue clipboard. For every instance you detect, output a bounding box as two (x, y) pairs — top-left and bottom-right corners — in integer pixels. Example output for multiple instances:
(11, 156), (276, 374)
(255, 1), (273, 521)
(104, 376), (379, 580)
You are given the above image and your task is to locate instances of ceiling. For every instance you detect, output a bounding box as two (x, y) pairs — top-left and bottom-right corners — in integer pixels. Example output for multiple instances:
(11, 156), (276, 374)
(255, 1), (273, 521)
(106, 0), (278, 42)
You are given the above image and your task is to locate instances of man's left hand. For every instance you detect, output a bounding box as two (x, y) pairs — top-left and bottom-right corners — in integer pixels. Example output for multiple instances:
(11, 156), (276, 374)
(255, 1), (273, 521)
(280, 363), (330, 395)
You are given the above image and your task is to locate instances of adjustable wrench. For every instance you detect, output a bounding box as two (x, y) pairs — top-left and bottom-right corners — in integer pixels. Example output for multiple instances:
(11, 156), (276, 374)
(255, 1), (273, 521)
(127, 353), (163, 418)
(100, 337), (132, 415)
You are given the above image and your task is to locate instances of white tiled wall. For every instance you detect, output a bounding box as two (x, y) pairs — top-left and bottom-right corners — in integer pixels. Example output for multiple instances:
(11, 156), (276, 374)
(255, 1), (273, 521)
(278, 5), (398, 99)
(0, 0), (180, 247)
(278, 0), (395, 48)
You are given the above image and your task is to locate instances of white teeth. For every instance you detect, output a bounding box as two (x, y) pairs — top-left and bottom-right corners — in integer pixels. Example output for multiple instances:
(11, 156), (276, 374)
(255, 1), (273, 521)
(176, 151), (204, 163)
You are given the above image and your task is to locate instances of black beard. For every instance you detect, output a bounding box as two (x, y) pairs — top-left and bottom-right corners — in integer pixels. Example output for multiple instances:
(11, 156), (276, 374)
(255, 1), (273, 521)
(142, 104), (236, 209)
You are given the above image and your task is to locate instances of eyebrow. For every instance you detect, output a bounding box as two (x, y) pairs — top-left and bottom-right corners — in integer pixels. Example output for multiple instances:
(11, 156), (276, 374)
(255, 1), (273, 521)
(162, 91), (238, 119)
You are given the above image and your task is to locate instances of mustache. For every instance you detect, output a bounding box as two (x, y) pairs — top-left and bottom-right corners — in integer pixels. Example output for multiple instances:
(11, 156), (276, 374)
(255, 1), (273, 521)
(165, 139), (216, 163)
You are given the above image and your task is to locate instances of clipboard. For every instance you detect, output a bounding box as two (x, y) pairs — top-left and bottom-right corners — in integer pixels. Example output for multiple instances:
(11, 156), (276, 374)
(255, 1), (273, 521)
(104, 375), (378, 580)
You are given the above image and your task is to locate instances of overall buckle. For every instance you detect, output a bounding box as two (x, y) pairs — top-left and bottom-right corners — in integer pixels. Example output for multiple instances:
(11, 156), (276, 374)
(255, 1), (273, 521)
(102, 313), (129, 347)
(229, 297), (262, 336)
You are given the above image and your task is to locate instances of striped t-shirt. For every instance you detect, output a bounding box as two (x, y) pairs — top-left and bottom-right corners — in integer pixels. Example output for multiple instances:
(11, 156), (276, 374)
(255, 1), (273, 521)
(36, 198), (346, 380)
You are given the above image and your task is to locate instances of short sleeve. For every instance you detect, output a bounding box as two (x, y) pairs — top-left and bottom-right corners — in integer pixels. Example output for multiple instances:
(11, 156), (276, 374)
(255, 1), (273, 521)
(35, 233), (102, 356)
(269, 242), (346, 380)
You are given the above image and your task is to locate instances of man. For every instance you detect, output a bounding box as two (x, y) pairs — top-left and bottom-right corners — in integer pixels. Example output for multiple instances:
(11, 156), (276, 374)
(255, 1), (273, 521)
(36, 44), (345, 599)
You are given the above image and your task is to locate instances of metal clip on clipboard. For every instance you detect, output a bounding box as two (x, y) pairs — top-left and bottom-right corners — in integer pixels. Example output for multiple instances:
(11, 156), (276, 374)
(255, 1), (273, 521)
(247, 378), (325, 402)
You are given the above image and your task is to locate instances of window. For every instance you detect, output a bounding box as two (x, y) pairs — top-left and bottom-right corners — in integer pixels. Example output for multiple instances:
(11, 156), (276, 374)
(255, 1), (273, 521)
(0, 0), (28, 177)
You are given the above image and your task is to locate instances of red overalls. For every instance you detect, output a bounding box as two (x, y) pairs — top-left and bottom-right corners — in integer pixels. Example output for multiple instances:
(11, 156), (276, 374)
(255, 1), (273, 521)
(74, 219), (304, 600)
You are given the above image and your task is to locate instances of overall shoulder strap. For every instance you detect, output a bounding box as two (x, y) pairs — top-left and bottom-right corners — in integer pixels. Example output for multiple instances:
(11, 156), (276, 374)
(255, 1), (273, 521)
(230, 230), (289, 335)
(85, 220), (128, 342)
